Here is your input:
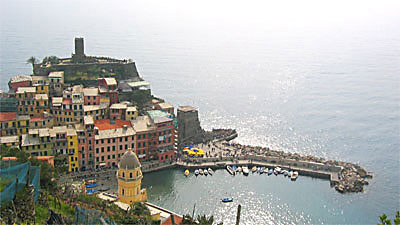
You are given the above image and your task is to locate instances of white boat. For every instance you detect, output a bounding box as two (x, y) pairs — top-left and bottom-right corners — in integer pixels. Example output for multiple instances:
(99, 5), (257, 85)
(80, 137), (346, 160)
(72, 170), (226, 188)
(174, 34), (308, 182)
(291, 171), (299, 180)
(288, 171), (293, 177)
(238, 167), (243, 173)
(263, 167), (269, 174)
(275, 167), (282, 174)
(204, 169), (208, 175)
(283, 170), (288, 176)
(242, 166), (249, 175)
(268, 168), (273, 175)
(251, 166), (257, 173)
(195, 170), (199, 176)
(208, 168), (214, 175)
(226, 166), (235, 175)
(199, 168), (204, 175)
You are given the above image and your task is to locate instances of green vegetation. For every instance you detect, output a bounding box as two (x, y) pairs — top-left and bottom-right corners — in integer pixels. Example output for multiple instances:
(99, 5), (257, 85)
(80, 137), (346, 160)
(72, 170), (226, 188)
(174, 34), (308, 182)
(379, 211), (400, 225)
(0, 177), (11, 192)
(181, 214), (221, 225)
(0, 146), (58, 192)
(41, 56), (60, 64)
(26, 56), (38, 69)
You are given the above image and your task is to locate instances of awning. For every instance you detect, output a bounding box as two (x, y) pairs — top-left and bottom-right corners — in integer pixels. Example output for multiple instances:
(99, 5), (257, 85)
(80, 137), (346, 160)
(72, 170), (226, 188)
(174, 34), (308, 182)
(99, 163), (106, 167)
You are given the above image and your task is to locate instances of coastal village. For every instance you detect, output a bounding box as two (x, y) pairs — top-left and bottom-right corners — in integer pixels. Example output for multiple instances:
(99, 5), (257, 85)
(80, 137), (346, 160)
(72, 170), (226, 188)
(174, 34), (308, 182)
(0, 38), (373, 224)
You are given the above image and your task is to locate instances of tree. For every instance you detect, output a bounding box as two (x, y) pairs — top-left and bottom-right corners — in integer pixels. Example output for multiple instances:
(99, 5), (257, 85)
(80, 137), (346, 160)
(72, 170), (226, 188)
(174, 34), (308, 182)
(379, 211), (400, 225)
(26, 56), (37, 69)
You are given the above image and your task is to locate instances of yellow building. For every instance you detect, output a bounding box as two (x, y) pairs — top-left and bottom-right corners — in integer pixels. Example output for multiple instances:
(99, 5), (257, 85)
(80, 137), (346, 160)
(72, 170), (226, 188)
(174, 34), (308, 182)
(32, 76), (49, 95)
(16, 87), (36, 116)
(126, 106), (138, 121)
(21, 128), (52, 156)
(34, 94), (50, 116)
(67, 129), (79, 172)
(0, 112), (30, 137)
(117, 149), (147, 204)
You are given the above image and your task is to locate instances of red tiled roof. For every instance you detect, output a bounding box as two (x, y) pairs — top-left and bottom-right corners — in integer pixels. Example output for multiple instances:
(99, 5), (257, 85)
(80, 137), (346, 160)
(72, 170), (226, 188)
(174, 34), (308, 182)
(62, 99), (72, 105)
(0, 112), (17, 122)
(94, 120), (132, 131)
(162, 215), (183, 225)
(30, 116), (45, 122)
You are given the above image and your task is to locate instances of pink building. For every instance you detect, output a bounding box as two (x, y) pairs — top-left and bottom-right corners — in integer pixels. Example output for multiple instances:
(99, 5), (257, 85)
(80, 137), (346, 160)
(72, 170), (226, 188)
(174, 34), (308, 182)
(93, 119), (135, 168)
(83, 87), (100, 105)
(98, 78), (118, 104)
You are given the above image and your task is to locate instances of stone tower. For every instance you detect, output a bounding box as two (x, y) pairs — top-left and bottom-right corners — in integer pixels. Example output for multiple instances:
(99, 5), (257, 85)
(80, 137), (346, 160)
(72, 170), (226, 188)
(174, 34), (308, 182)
(72, 37), (85, 63)
(117, 149), (147, 204)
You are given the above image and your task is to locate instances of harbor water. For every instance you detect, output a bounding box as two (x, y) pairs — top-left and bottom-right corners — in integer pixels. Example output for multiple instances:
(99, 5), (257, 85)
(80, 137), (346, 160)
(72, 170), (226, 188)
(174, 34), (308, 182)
(1, 0), (399, 224)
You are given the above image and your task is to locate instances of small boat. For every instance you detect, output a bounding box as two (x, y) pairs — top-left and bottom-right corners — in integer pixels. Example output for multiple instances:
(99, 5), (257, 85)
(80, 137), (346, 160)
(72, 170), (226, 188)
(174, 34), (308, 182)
(252, 166), (257, 173)
(291, 171), (299, 180)
(274, 167), (281, 175)
(263, 167), (269, 174)
(208, 168), (214, 175)
(288, 171), (293, 177)
(204, 169), (208, 176)
(232, 165), (238, 172)
(268, 168), (273, 175)
(221, 197), (233, 203)
(226, 166), (235, 175)
(238, 167), (243, 173)
(199, 168), (204, 175)
(195, 169), (199, 176)
(260, 167), (266, 174)
(242, 166), (249, 175)
(283, 170), (288, 176)
(184, 169), (190, 177)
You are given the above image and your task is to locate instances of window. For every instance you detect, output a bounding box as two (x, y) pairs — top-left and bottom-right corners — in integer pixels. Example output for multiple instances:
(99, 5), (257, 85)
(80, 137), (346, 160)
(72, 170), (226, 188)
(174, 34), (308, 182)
(101, 139), (104, 144)
(70, 141), (73, 146)
(130, 173), (132, 178)
(108, 139), (110, 144)
(101, 156), (104, 161)
(143, 142), (146, 147)
(138, 135), (141, 140)
(138, 143), (141, 148)
(96, 157), (99, 162)
(101, 147), (104, 153)
(112, 146), (115, 151)
(120, 145), (122, 150)
(119, 137), (122, 142)
(143, 134), (146, 139)
(96, 148), (99, 153)
(113, 138), (116, 143)
(112, 154), (115, 159)
(122, 189), (125, 195)
(107, 155), (110, 159)
(125, 137), (128, 142)
(122, 172), (125, 177)
(131, 143), (134, 148)
(107, 146), (110, 152)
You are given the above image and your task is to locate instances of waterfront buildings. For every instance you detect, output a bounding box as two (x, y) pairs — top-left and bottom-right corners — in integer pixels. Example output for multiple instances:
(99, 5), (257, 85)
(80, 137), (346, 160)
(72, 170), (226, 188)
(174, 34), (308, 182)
(1, 41), (178, 173)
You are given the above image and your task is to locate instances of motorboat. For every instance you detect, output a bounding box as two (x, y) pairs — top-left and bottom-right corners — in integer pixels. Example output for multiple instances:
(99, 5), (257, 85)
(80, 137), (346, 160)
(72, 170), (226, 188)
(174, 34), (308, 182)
(238, 166), (243, 173)
(221, 197), (233, 203)
(283, 170), (288, 176)
(260, 167), (266, 174)
(232, 165), (238, 172)
(288, 171), (293, 177)
(291, 171), (299, 180)
(226, 166), (235, 175)
(204, 169), (208, 176)
(263, 167), (269, 174)
(242, 166), (249, 175)
(184, 169), (190, 177)
(208, 168), (214, 175)
(251, 166), (257, 173)
(268, 168), (273, 175)
(275, 167), (282, 174)
(195, 169), (199, 176)
(199, 168), (204, 175)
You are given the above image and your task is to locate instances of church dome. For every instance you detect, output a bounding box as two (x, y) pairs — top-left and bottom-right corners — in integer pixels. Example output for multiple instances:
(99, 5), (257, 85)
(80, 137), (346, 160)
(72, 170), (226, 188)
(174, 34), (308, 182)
(119, 149), (141, 170)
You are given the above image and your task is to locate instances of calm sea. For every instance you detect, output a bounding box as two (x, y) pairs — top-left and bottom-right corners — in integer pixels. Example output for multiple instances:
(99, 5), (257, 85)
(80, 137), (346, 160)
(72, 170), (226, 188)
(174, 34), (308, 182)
(1, 0), (399, 224)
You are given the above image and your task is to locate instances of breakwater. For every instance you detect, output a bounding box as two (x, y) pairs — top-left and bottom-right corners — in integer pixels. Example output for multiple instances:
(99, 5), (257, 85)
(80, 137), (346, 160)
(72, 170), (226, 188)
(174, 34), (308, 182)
(179, 132), (372, 193)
